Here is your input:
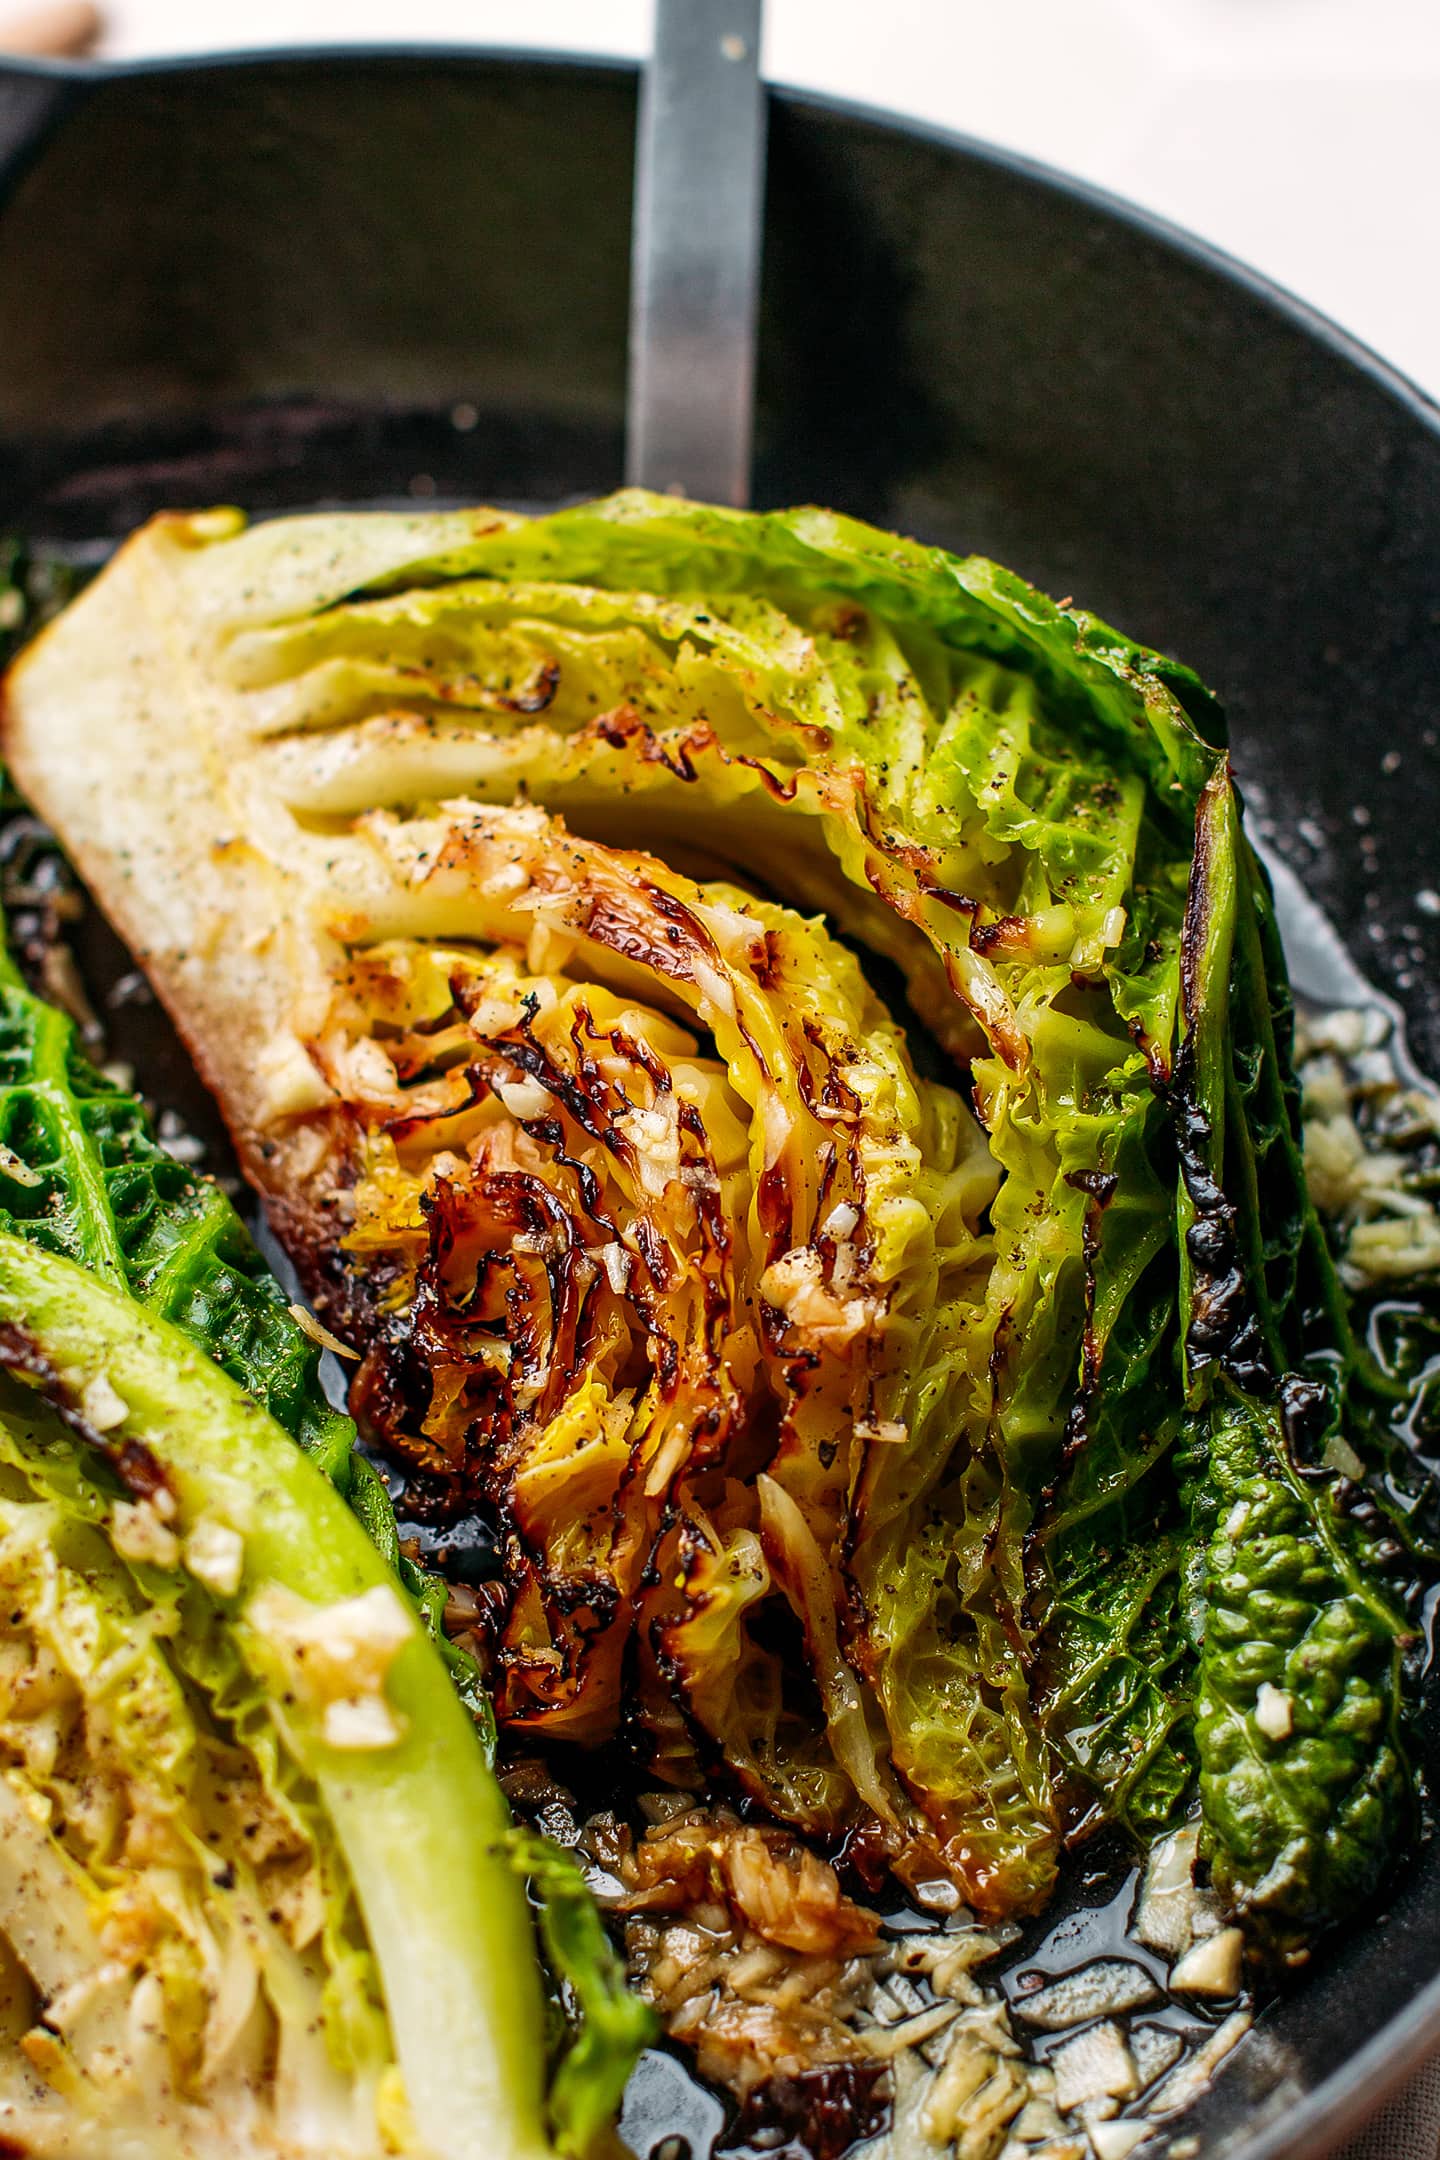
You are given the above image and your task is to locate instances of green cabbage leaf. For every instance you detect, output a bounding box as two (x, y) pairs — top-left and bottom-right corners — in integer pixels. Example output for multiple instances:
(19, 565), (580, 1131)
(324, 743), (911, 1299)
(1173, 775), (1411, 1944)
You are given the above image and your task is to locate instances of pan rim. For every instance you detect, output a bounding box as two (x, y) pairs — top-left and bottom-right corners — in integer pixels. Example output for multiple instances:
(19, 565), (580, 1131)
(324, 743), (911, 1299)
(3, 34), (1437, 443)
(0, 39), (1435, 2158)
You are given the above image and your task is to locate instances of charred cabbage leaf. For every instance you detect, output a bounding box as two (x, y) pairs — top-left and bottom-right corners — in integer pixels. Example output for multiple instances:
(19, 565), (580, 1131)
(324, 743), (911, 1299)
(1, 491), (1416, 1944)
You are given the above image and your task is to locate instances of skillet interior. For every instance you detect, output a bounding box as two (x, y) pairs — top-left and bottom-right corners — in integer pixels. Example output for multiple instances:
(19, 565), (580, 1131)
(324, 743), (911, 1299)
(0, 49), (1437, 2160)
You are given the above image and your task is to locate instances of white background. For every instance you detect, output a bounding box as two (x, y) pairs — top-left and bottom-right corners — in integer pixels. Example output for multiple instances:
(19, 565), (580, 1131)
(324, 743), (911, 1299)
(83, 0), (1440, 404)
(21, 6), (1440, 2150)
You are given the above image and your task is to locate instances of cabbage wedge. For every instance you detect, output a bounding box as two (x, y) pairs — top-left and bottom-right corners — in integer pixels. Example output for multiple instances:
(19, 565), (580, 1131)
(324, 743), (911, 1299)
(0, 1230), (557, 2160)
(2, 491), (1415, 1944)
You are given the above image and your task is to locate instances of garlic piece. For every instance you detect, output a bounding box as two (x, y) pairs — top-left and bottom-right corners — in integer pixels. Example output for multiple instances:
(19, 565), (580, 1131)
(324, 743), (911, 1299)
(322, 1696), (405, 1750)
(1147, 2010), (1252, 2116)
(183, 1518), (246, 1599)
(287, 1302), (360, 1361)
(247, 1582), (412, 1749)
(822, 1200), (860, 1241)
(496, 1075), (551, 1121)
(1132, 1821), (1200, 1958)
(80, 1373), (128, 1434)
(1090, 2123), (1153, 2160)
(1012, 1959), (1158, 2032)
(1169, 1926), (1244, 1999)
(256, 1032), (334, 1122)
(111, 1499), (180, 1571)
(1049, 2021), (1138, 2111)
(1254, 1682), (1294, 1741)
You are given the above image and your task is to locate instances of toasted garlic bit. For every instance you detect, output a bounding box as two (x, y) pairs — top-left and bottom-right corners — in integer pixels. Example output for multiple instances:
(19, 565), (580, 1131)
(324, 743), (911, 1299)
(1048, 2019), (1138, 2111)
(1169, 1926), (1244, 1999)
(821, 1199), (860, 1241)
(247, 1582), (412, 1749)
(79, 1371), (129, 1433)
(1007, 2092), (1080, 2151)
(495, 1075), (551, 1122)
(110, 1499), (180, 1571)
(1011, 1959), (1159, 2032)
(759, 1246), (873, 1351)
(1147, 2009), (1253, 2117)
(862, 1998), (961, 2058)
(1129, 2026), (1184, 2090)
(286, 1301), (360, 1361)
(255, 1031), (335, 1122)
(614, 1102), (682, 1198)
(855, 1417), (908, 1447)
(1295, 1015), (1440, 1287)
(322, 1696), (407, 1750)
(1132, 1821), (1201, 1958)
(1090, 2122), (1154, 2160)
(1253, 1681), (1294, 1741)
(918, 2025), (1025, 2142)
(182, 1517), (245, 1599)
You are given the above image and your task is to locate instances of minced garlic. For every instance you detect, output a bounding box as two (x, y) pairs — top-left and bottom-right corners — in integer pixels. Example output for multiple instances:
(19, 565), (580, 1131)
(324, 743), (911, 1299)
(111, 1500), (180, 1571)
(183, 1519), (246, 1599)
(246, 1583), (412, 1749)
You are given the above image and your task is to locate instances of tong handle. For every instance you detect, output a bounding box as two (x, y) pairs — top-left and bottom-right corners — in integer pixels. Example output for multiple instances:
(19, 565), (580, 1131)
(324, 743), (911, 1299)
(625, 0), (767, 507)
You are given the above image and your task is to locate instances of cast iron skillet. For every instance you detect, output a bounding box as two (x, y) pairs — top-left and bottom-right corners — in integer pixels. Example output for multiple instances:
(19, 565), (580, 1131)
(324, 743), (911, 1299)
(0, 45), (1436, 2160)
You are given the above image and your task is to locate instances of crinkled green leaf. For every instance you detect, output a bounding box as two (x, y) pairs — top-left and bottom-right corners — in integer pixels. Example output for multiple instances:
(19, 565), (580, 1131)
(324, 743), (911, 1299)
(1175, 776), (1413, 1940)
(507, 1828), (656, 2158)
(1193, 1387), (1408, 1940)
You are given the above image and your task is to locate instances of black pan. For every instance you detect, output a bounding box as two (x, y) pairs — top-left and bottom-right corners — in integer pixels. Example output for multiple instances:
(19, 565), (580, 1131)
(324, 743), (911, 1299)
(0, 46), (1436, 2160)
